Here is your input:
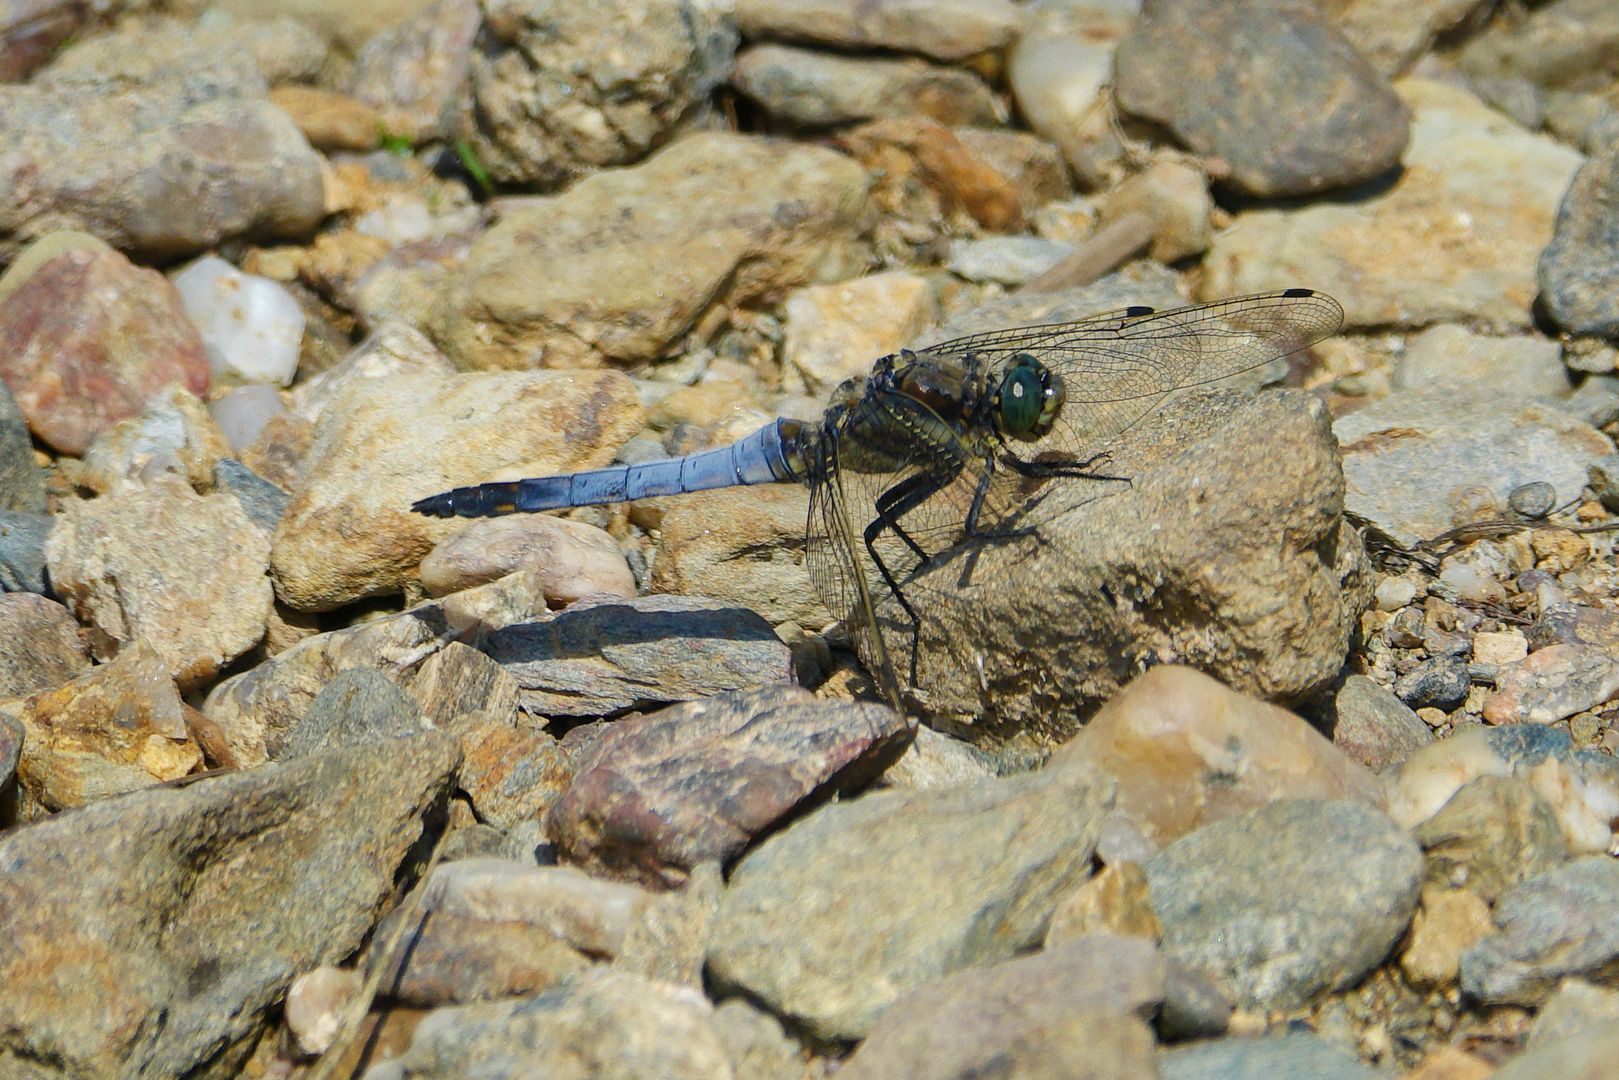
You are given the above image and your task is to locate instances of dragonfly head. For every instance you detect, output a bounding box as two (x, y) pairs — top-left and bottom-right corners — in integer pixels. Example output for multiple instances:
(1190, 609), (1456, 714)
(993, 354), (1065, 442)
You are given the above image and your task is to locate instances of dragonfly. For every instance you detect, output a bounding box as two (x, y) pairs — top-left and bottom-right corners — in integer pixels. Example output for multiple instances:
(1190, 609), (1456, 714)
(413, 288), (1344, 711)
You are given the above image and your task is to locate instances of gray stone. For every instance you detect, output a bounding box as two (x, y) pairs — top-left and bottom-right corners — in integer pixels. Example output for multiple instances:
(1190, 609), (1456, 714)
(946, 235), (1075, 286)
(1332, 674), (1434, 773)
(1394, 325), (1570, 401)
(711, 1000), (808, 1080)
(1333, 388), (1614, 548)
(484, 594), (793, 719)
(1145, 799), (1424, 1011)
(1115, 0), (1408, 197)
(1158, 1033), (1380, 1080)
(1415, 776), (1570, 905)
(0, 511), (50, 594)
(0, 732), (458, 1079)
(1457, 0), (1619, 94)
(0, 382), (44, 513)
(348, 0), (480, 143)
(0, 711), (19, 824)
(1529, 979), (1619, 1048)
(733, 44), (1002, 129)
(1393, 656), (1471, 711)
(212, 459), (289, 534)
(735, 0), (1020, 62)
(1492, 1027), (1619, 1080)
(1540, 142), (1619, 338)
(282, 668), (430, 759)
(708, 766), (1113, 1041)
(1461, 856), (1619, 1006)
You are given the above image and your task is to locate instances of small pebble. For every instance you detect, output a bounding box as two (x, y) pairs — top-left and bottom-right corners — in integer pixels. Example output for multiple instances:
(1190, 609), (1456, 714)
(1473, 630), (1529, 667)
(1374, 576), (1418, 612)
(1508, 481), (1557, 519)
(173, 255), (306, 386)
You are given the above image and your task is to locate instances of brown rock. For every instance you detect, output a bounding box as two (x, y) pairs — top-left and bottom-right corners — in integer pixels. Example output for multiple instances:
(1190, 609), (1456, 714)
(349, 0), (481, 143)
(0, 593), (88, 699)
(843, 117), (1027, 231)
(736, 0), (1021, 62)
(268, 85), (383, 153)
(0, 233), (210, 455)
(1046, 862), (1163, 946)
(1051, 666), (1386, 847)
(1414, 775), (1570, 904)
(375, 908), (590, 1006)
(420, 514), (635, 604)
(1399, 885), (1494, 989)
(423, 858), (655, 960)
(405, 641), (521, 727)
(454, 711), (573, 828)
(549, 686), (913, 888)
(76, 386), (232, 497)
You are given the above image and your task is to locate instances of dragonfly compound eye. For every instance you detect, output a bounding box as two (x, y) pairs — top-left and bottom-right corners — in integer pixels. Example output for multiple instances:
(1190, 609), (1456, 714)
(997, 354), (1064, 441)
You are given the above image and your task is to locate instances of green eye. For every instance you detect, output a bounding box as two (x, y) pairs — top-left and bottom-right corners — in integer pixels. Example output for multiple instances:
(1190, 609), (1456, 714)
(997, 357), (1046, 436)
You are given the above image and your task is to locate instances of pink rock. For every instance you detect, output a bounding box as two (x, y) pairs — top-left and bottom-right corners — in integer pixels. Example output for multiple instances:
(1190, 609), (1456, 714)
(1484, 644), (1619, 725)
(0, 234), (209, 454)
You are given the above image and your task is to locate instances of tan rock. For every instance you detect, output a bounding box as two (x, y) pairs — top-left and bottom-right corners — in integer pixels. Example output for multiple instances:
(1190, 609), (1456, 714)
(782, 270), (937, 396)
(420, 514), (634, 605)
(1046, 862), (1163, 946)
(268, 85), (382, 153)
(1399, 885), (1494, 989)
(76, 386), (231, 496)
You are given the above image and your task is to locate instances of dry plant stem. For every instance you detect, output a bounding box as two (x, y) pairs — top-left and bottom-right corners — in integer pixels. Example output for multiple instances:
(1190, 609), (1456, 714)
(1018, 211), (1156, 294)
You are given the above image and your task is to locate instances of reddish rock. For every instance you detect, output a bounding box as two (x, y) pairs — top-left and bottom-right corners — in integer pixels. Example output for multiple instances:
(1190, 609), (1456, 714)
(0, 234), (209, 454)
(454, 711), (573, 828)
(548, 686), (914, 888)
(0, 593), (89, 699)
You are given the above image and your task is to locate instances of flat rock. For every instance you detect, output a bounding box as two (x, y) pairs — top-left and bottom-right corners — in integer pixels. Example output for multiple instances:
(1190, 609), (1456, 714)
(1144, 798), (1424, 1010)
(1530, 979), (1619, 1047)
(0, 234), (211, 455)
(282, 668), (431, 758)
(782, 269), (937, 397)
(839, 934), (1165, 1080)
(1492, 1027), (1619, 1080)
(0, 381), (44, 513)
(0, 731), (458, 1079)
(462, 0), (735, 188)
(45, 476), (272, 690)
(1332, 673), (1435, 773)
(453, 711), (572, 829)
(432, 132), (870, 370)
(1115, 0), (1408, 197)
(374, 907), (590, 1007)
(733, 44), (1002, 128)
(423, 858), (655, 960)
(1333, 387), (1614, 548)
(1159, 1033), (1380, 1080)
(1484, 643), (1619, 724)
(6, 640), (202, 815)
(1203, 79), (1584, 330)
(270, 368), (642, 611)
(1461, 856), (1619, 1006)
(548, 686), (913, 888)
(362, 969), (731, 1080)
(1394, 325), (1570, 401)
(898, 388), (1368, 748)
(0, 32), (323, 260)
(0, 593), (87, 699)
(287, 320), (457, 424)
(735, 0), (1020, 61)
(1052, 666), (1387, 849)
(419, 513), (635, 606)
(0, 511), (51, 594)
(483, 594), (793, 719)
(708, 765), (1112, 1040)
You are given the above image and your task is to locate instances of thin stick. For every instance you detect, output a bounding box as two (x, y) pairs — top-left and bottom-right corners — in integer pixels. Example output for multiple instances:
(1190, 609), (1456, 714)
(1019, 211), (1156, 294)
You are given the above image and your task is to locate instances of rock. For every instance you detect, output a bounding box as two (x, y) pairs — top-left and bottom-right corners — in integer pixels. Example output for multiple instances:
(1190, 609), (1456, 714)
(710, 1000), (808, 1080)
(0, 34), (323, 261)
(735, 0), (1019, 62)
(1461, 856), (1619, 1006)
(0, 233), (211, 455)
(0, 382), (44, 513)
(0, 0), (91, 82)
(1395, 325), (1571, 401)
(1403, 1046), (1498, 1080)
(1114, 0), (1408, 197)
(839, 935), (1164, 1080)
(1491, 1027), (1619, 1080)
(1158, 1033), (1380, 1080)
(269, 85), (384, 153)
(878, 724), (995, 790)
(7, 640), (202, 815)
(1098, 158), (1215, 264)
(1052, 667), (1386, 848)
(1530, 601), (1619, 653)
(210, 386), (288, 455)
(423, 858), (654, 960)
(202, 0), (436, 54)
(1457, 0), (1619, 94)
(1394, 656), (1471, 711)
(1008, 4), (1132, 189)
(173, 254), (306, 386)
(1332, 673), (1435, 773)
(650, 486), (825, 630)
(213, 459), (291, 534)
(840, 115), (1029, 232)
(1046, 862), (1164, 946)
(349, 0), (481, 143)
(288, 320), (457, 424)
(1399, 885), (1494, 989)
(1144, 799), (1424, 1010)
(781, 270), (937, 397)
(1393, 726), (1614, 859)
(923, 265), (1190, 344)
(462, 0), (736, 188)
(733, 44), (1002, 128)
(900, 389), (1368, 749)
(1473, 629), (1529, 667)
(453, 712), (572, 828)
(1329, 0), (1487, 76)
(1333, 388), (1614, 548)
(548, 686), (913, 888)
(708, 765), (1112, 1040)
(362, 969), (731, 1080)
(270, 368), (642, 611)
(432, 133), (870, 370)
(374, 908), (590, 1007)
(0, 731), (458, 1078)
(419, 514), (635, 605)
(1484, 644), (1619, 724)
(947, 236), (1075, 286)
(285, 965), (363, 1057)
(0, 594), (88, 699)
(484, 594), (793, 719)
(1203, 79), (1584, 330)
(1541, 143), (1619, 337)
(1530, 979), (1619, 1047)
(281, 668), (430, 759)
(75, 386), (231, 498)
(45, 477), (272, 690)
(0, 511), (50, 594)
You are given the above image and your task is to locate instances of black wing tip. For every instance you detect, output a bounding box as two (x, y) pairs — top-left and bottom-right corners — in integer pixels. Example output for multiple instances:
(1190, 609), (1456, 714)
(1281, 287), (1316, 298)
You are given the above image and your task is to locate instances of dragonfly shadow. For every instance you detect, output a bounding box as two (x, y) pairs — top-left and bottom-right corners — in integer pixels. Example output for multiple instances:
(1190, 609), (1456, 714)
(483, 600), (784, 664)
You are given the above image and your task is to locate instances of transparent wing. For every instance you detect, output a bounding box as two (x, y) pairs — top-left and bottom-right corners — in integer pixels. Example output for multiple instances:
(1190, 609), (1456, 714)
(918, 289), (1344, 453)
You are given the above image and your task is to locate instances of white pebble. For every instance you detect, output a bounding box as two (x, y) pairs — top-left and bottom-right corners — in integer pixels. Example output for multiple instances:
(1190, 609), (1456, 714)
(174, 255), (305, 386)
(1373, 576), (1418, 611)
(208, 385), (286, 452)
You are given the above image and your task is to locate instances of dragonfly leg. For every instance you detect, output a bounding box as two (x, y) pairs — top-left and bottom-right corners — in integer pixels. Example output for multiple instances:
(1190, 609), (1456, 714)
(1005, 449), (1129, 483)
(865, 467), (959, 686)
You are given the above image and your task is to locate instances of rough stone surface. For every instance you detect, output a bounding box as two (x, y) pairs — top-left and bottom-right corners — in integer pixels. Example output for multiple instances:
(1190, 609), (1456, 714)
(708, 766), (1112, 1040)
(1414, 776), (1571, 904)
(1539, 131), (1619, 339)
(1115, 0), (1409, 197)
(453, 712), (572, 829)
(1492, 1028), (1619, 1080)
(1394, 325), (1570, 402)
(271, 368), (642, 611)
(735, 0), (1020, 62)
(77, 386), (231, 498)
(45, 476), (272, 690)
(1462, 856), (1619, 1007)
(1145, 798), (1424, 1010)
(0, 732), (458, 1079)
(348, 0), (480, 144)
(0, 511), (51, 595)
(1158, 1033), (1380, 1080)
(0, 381), (45, 513)
(419, 513), (635, 606)
(781, 269), (938, 397)
(432, 133), (871, 371)
(484, 594), (794, 719)
(0, 593), (88, 699)
(1008, 3), (1132, 189)
(374, 908), (590, 1007)
(283, 668), (431, 759)
(423, 858), (655, 961)
(0, 234), (211, 455)
(1484, 643), (1619, 725)
(732, 44), (1002, 129)
(1333, 673), (1436, 773)
(548, 686), (913, 888)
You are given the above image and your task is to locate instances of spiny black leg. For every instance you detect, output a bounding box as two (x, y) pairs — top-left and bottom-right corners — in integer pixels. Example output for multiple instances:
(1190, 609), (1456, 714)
(1005, 449), (1130, 484)
(865, 466), (959, 686)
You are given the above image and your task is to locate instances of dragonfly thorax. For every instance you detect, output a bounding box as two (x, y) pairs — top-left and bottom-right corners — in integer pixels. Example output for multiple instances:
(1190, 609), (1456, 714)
(991, 353), (1065, 442)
